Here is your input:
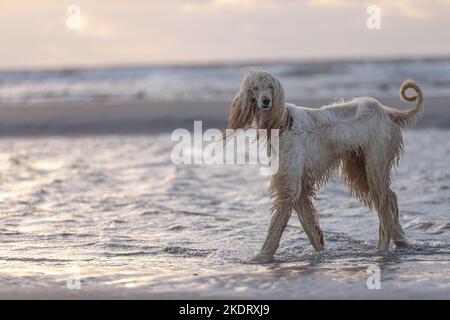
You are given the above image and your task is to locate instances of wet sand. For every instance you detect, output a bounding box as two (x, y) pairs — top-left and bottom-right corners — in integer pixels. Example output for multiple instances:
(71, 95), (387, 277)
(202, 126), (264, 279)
(0, 96), (449, 136)
(0, 131), (449, 299)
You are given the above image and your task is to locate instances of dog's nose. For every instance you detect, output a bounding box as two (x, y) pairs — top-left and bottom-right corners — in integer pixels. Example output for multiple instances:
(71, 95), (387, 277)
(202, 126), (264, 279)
(262, 98), (271, 106)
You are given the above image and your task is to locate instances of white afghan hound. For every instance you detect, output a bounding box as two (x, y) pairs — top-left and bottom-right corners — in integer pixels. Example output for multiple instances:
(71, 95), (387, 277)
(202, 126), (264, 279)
(226, 70), (424, 263)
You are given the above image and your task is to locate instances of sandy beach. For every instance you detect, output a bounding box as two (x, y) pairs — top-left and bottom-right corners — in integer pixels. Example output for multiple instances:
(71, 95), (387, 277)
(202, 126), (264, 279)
(0, 96), (449, 136)
(0, 94), (449, 299)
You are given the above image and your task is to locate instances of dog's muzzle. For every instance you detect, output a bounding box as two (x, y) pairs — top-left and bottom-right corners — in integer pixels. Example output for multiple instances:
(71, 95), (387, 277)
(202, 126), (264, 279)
(260, 98), (271, 109)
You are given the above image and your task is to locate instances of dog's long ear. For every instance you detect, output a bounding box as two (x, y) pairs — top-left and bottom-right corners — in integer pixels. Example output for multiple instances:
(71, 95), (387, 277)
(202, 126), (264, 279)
(228, 92), (252, 130)
(272, 76), (285, 114)
(226, 73), (256, 132)
(264, 76), (287, 130)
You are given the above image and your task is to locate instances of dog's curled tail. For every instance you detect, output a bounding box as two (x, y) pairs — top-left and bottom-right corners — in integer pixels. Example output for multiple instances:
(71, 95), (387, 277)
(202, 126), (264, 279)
(389, 80), (424, 127)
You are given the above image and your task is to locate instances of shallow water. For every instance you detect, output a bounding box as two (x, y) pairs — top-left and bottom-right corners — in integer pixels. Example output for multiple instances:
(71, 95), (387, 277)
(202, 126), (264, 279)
(0, 130), (449, 299)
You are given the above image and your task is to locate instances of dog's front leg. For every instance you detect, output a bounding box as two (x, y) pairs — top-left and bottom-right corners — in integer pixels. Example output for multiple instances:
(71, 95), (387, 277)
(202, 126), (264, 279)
(294, 193), (325, 251)
(252, 205), (292, 263)
(252, 140), (302, 263)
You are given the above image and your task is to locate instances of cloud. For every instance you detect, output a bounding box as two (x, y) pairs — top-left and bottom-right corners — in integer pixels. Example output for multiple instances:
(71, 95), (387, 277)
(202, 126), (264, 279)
(179, 0), (276, 12)
(1, 0), (450, 69)
(389, 0), (430, 18)
(177, 0), (450, 18)
(306, 0), (450, 18)
(72, 15), (119, 39)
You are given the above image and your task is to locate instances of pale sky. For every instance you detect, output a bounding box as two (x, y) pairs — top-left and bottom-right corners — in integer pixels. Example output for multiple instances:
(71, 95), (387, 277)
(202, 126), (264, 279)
(1, 0), (450, 69)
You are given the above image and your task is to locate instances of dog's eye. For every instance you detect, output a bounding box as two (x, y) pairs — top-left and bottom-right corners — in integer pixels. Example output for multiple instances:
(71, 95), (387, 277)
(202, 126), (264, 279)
(268, 84), (274, 89)
(252, 86), (259, 91)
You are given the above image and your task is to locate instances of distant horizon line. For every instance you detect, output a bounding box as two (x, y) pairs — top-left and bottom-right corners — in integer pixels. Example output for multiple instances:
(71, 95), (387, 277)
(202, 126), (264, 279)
(2, 53), (450, 73)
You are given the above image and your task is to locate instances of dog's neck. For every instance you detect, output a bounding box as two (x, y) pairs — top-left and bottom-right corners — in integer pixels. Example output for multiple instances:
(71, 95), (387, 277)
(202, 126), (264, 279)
(254, 104), (290, 133)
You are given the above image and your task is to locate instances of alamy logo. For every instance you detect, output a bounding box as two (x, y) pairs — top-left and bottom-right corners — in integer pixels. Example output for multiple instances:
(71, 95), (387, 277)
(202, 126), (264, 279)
(171, 121), (280, 175)
(66, 265), (81, 290)
(66, 5), (81, 30)
(366, 5), (381, 30)
(366, 264), (381, 290)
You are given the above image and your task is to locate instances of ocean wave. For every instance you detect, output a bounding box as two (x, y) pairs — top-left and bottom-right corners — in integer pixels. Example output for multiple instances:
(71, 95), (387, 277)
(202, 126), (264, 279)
(2, 58), (450, 105)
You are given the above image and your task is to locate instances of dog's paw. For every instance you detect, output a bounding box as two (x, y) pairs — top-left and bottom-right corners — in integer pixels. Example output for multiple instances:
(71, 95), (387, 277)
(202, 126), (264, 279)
(251, 252), (273, 264)
(394, 239), (409, 248)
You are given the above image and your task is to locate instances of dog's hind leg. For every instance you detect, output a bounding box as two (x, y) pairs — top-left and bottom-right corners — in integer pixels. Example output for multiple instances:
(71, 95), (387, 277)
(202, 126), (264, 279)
(343, 146), (405, 250)
(371, 186), (408, 250)
(376, 203), (392, 251)
(363, 160), (393, 250)
(342, 149), (394, 249)
(365, 151), (406, 250)
(294, 187), (325, 251)
(386, 188), (408, 247)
